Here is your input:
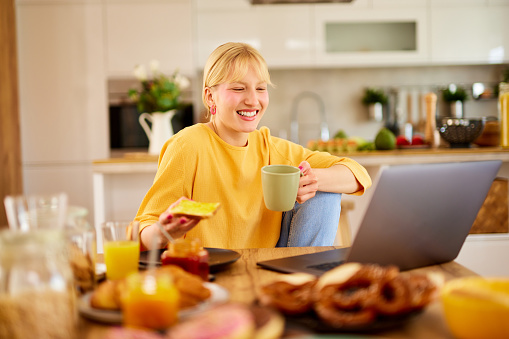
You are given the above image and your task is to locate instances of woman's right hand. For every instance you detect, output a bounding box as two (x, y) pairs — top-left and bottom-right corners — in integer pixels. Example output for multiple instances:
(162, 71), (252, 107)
(158, 197), (200, 240)
(141, 197), (200, 249)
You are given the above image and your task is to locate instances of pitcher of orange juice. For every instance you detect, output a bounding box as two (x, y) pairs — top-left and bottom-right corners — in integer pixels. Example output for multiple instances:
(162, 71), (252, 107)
(101, 221), (140, 280)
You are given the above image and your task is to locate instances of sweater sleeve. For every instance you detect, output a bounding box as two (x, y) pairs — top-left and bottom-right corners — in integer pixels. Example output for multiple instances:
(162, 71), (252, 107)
(134, 134), (195, 237)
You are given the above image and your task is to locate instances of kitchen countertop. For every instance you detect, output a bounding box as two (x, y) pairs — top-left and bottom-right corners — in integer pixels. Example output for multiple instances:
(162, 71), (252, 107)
(343, 146), (509, 166)
(92, 147), (509, 172)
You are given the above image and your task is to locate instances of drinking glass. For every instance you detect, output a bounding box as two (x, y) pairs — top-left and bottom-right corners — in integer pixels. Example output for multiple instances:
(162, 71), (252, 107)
(4, 192), (68, 231)
(101, 221), (140, 280)
(122, 270), (179, 329)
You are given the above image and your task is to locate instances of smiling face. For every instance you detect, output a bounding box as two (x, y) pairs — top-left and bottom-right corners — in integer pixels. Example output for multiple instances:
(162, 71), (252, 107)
(202, 42), (273, 146)
(205, 66), (269, 144)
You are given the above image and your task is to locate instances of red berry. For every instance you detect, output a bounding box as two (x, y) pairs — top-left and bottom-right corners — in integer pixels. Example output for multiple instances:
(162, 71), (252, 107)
(396, 135), (410, 146)
(412, 135), (424, 145)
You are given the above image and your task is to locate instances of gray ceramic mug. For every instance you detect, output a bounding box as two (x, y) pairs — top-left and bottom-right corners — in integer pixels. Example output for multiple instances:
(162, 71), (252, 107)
(261, 165), (301, 212)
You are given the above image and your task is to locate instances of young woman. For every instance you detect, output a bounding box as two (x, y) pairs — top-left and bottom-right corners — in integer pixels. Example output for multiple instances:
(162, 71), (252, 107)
(135, 42), (372, 250)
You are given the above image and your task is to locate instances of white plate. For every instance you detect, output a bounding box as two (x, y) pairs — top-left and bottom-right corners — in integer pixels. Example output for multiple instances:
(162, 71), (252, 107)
(78, 282), (229, 324)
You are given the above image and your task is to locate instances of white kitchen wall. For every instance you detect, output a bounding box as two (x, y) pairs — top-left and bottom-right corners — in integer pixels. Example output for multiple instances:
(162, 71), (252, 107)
(253, 63), (507, 146)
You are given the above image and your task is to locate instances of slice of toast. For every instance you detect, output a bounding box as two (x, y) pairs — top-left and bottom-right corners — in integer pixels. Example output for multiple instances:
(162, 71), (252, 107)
(169, 200), (220, 219)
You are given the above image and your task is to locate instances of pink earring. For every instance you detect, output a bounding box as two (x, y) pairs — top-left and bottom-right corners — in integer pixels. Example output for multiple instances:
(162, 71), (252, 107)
(210, 105), (216, 115)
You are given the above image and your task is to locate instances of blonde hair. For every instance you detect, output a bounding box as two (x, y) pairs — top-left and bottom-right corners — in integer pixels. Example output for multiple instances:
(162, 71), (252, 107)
(202, 42), (274, 118)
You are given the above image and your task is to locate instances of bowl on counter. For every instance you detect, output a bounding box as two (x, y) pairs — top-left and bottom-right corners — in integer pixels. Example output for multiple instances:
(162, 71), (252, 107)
(441, 277), (509, 339)
(438, 118), (485, 148)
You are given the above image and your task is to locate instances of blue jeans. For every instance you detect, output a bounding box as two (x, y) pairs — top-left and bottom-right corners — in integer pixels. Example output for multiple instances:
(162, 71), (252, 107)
(276, 191), (342, 247)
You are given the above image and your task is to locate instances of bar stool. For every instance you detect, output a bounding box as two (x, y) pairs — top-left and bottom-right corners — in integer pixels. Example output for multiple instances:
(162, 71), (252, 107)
(334, 200), (355, 247)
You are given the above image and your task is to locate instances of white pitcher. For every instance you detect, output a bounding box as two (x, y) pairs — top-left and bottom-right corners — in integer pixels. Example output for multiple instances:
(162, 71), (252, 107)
(139, 110), (176, 155)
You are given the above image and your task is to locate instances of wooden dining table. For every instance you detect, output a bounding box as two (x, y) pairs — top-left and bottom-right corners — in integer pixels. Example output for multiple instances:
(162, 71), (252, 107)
(80, 246), (476, 338)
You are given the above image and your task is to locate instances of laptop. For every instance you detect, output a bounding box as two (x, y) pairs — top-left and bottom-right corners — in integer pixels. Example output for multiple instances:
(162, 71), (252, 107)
(257, 160), (502, 275)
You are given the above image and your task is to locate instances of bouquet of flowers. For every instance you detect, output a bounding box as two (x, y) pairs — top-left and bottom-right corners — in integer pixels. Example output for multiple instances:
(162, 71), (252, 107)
(128, 60), (190, 114)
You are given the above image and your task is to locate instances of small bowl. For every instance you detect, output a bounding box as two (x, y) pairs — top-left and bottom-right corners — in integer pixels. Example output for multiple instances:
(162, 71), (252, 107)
(441, 277), (509, 339)
(438, 118), (485, 148)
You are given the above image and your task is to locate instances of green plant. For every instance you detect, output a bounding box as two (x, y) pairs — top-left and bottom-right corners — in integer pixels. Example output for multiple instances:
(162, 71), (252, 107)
(502, 69), (509, 83)
(128, 60), (190, 114)
(442, 86), (469, 102)
(361, 88), (388, 105)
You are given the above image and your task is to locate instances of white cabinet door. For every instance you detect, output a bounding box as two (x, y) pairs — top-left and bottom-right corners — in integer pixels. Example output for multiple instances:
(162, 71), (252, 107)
(314, 5), (430, 67)
(16, 3), (108, 163)
(430, 5), (509, 65)
(196, 5), (313, 69)
(23, 165), (95, 220)
(105, 0), (194, 77)
(195, 0), (251, 10)
(372, 0), (427, 8)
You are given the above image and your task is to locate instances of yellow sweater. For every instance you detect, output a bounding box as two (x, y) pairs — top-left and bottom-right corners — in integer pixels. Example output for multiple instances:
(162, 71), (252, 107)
(135, 124), (371, 249)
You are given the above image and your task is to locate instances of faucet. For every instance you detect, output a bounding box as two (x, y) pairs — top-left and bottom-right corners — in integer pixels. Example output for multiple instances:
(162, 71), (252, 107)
(290, 91), (330, 145)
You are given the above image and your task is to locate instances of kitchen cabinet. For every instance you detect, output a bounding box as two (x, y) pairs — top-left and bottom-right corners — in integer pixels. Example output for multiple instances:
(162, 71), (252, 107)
(430, 4), (509, 65)
(16, 2), (107, 163)
(16, 1), (108, 220)
(195, 0), (508, 69)
(195, 0), (251, 10)
(372, 0), (428, 8)
(195, 0), (368, 10)
(105, 0), (194, 77)
(196, 4), (314, 69)
(196, 0), (430, 69)
(313, 5), (429, 67)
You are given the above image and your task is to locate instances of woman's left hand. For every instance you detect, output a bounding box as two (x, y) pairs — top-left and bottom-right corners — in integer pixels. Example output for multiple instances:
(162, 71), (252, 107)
(297, 161), (318, 204)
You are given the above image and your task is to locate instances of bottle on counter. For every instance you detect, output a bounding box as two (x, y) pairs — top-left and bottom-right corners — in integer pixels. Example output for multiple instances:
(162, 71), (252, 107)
(499, 82), (509, 148)
(161, 237), (209, 280)
(424, 92), (440, 148)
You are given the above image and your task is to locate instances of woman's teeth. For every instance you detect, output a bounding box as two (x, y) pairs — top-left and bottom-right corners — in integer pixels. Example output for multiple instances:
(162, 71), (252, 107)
(237, 110), (257, 117)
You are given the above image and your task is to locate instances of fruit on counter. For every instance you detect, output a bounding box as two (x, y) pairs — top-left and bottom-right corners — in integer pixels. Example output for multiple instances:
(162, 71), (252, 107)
(411, 135), (425, 145)
(396, 135), (411, 146)
(306, 136), (371, 153)
(441, 277), (509, 339)
(396, 134), (426, 147)
(334, 129), (348, 139)
(357, 141), (375, 151)
(374, 128), (396, 150)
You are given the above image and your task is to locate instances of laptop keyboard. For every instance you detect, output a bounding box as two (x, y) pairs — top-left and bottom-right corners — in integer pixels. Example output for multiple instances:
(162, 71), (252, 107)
(306, 261), (344, 272)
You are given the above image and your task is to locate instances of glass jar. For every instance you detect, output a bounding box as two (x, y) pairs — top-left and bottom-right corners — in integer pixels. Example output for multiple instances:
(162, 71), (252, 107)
(0, 229), (77, 339)
(66, 206), (97, 294)
(123, 270), (179, 330)
(161, 238), (209, 280)
(499, 82), (509, 148)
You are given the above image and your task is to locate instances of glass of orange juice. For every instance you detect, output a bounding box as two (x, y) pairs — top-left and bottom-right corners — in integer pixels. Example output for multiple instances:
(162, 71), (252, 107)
(101, 221), (140, 280)
(122, 270), (180, 330)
